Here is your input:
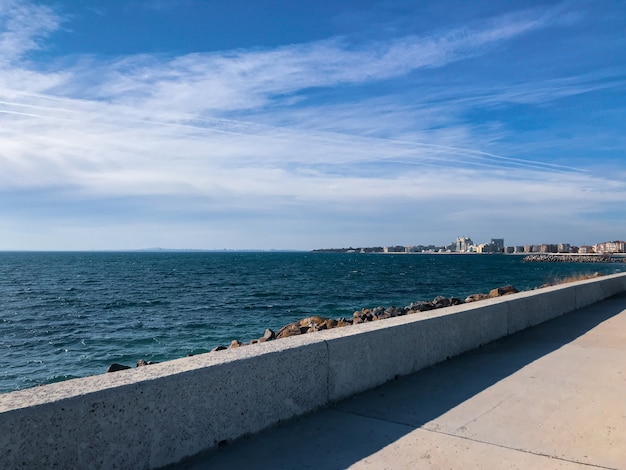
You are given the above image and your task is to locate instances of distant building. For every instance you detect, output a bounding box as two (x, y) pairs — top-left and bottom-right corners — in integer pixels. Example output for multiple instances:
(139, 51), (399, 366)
(578, 245), (595, 254)
(558, 244), (571, 253)
(455, 237), (474, 253)
(383, 245), (406, 253)
(540, 244), (558, 254)
(490, 239), (505, 253)
(594, 241), (626, 253)
(476, 239), (504, 253)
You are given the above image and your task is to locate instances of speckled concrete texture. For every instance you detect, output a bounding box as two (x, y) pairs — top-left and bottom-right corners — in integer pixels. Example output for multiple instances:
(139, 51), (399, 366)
(0, 335), (330, 469)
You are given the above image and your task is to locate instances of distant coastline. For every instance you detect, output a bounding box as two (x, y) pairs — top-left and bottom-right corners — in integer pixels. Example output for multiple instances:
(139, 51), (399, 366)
(312, 238), (626, 256)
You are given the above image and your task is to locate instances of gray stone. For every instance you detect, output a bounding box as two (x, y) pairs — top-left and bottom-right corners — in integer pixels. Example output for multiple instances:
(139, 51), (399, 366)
(106, 363), (131, 373)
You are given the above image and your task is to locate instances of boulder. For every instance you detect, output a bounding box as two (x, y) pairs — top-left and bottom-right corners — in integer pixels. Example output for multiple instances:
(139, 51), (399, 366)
(488, 285), (518, 298)
(136, 359), (158, 367)
(229, 340), (244, 348)
(106, 363), (131, 373)
(432, 296), (451, 308)
(257, 328), (276, 343)
(275, 323), (303, 339)
(372, 312), (388, 321)
(336, 318), (352, 327)
(408, 301), (434, 312)
(353, 309), (370, 319)
(211, 345), (227, 352)
(371, 307), (385, 317)
(275, 315), (347, 339)
(465, 293), (489, 303)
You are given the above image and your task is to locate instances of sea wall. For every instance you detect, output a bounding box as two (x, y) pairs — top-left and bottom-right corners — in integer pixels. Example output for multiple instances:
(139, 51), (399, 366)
(2, 272), (626, 469)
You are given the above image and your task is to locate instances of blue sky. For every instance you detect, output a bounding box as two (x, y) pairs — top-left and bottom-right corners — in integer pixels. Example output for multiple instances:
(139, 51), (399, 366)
(0, 0), (625, 250)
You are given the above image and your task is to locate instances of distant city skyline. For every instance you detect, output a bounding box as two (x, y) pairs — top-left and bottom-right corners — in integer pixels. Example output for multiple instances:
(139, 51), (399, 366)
(1, 1), (625, 250)
(314, 237), (626, 254)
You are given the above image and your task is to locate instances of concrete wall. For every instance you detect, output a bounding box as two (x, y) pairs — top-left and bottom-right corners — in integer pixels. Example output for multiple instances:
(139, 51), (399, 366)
(2, 272), (626, 469)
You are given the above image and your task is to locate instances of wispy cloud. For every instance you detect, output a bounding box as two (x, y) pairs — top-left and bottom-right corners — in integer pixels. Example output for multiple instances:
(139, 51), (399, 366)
(69, 14), (548, 113)
(0, 0), (624, 249)
(0, 0), (59, 62)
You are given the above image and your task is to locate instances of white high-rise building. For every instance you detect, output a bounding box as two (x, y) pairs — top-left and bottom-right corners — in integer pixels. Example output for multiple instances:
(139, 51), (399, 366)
(456, 237), (474, 252)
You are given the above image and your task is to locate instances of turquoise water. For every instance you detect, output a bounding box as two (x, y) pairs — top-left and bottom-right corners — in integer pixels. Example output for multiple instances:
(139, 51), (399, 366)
(1, 251), (624, 393)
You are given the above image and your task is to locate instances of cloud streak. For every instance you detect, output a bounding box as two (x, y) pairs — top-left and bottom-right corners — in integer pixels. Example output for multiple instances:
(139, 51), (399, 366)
(0, 1), (624, 249)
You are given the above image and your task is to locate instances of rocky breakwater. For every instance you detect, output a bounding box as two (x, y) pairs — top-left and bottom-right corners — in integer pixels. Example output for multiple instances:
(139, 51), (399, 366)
(107, 285), (519, 372)
(523, 254), (617, 263)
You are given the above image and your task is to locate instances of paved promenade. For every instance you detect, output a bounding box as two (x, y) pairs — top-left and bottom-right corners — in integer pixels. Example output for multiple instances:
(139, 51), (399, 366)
(180, 292), (626, 469)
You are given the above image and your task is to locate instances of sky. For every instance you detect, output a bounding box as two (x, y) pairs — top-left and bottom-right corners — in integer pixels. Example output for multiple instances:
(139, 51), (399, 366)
(0, 0), (625, 251)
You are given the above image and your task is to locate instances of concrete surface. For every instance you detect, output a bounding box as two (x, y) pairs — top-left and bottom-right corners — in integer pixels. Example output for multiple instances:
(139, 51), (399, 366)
(1, 273), (625, 469)
(0, 333), (331, 469)
(181, 291), (626, 469)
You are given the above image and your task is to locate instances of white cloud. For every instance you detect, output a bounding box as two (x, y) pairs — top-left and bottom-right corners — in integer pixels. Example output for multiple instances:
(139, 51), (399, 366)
(0, 1), (624, 249)
(45, 8), (550, 116)
(0, 0), (59, 62)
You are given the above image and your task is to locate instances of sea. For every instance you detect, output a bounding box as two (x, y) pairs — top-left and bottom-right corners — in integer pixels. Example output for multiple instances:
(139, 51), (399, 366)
(1, 251), (625, 394)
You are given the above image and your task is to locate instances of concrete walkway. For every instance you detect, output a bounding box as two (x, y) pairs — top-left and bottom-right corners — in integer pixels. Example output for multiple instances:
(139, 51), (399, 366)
(178, 293), (626, 469)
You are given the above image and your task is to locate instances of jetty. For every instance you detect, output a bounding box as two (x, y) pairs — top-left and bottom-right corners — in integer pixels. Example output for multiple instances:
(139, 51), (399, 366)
(1, 273), (626, 469)
(522, 253), (624, 263)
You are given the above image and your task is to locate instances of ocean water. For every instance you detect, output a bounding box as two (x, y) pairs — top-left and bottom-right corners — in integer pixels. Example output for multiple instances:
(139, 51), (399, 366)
(1, 251), (624, 394)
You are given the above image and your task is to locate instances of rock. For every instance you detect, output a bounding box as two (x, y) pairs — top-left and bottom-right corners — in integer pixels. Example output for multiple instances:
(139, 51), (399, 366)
(229, 340), (244, 348)
(281, 316), (331, 334)
(432, 296), (451, 308)
(374, 310), (392, 320)
(275, 323), (302, 339)
(372, 307), (385, 317)
(106, 363), (131, 373)
(354, 309), (370, 319)
(136, 359), (157, 367)
(353, 309), (374, 322)
(465, 293), (489, 303)
(408, 301), (434, 312)
(488, 285), (518, 298)
(257, 328), (276, 343)
(211, 345), (227, 352)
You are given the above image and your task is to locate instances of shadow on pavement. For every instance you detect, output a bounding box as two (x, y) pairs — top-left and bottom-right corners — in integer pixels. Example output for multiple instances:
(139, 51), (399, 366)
(173, 293), (626, 470)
